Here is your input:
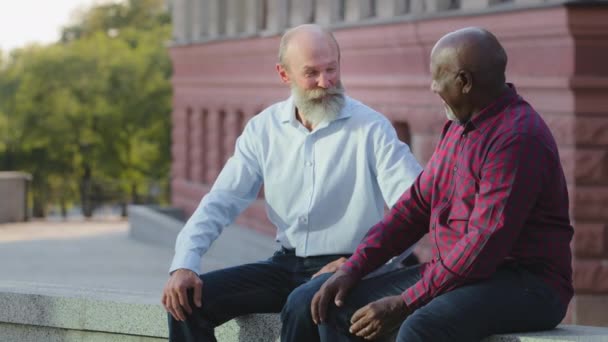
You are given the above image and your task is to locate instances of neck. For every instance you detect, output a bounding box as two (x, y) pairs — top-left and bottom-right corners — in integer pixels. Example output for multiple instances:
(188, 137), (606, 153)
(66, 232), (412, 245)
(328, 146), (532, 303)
(296, 109), (316, 131)
(469, 83), (509, 120)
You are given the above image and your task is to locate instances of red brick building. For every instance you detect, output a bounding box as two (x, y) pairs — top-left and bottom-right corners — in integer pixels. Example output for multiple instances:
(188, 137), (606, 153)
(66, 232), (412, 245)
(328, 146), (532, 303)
(168, 0), (608, 326)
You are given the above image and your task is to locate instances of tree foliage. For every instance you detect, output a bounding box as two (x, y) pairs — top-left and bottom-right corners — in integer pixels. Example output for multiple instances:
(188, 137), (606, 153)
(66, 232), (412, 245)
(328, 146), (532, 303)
(0, 0), (172, 217)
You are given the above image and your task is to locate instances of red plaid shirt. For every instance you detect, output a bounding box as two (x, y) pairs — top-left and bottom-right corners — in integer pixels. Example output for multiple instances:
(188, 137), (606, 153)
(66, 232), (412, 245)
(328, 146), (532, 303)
(342, 85), (573, 310)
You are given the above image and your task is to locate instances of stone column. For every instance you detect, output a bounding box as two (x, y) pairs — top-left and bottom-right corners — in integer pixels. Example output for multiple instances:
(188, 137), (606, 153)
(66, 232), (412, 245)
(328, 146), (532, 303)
(344, 0), (374, 22)
(315, 0), (342, 26)
(191, 0), (208, 41)
(410, 0), (454, 14)
(186, 0), (195, 42)
(245, 0), (265, 34)
(460, 0), (489, 10)
(409, 0), (425, 14)
(290, 0), (315, 26)
(171, 0), (188, 43)
(265, 0), (289, 34)
(207, 0), (226, 37)
(568, 6), (608, 326)
(226, 0), (245, 36)
(376, 0), (408, 18)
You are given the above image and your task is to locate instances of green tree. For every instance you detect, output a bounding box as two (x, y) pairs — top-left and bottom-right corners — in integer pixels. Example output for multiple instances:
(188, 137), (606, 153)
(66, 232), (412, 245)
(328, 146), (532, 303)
(0, 0), (172, 217)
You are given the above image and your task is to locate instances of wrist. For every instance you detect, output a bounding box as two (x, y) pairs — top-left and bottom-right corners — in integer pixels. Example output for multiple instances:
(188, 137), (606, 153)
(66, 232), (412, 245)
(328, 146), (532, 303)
(172, 268), (197, 276)
(394, 295), (411, 316)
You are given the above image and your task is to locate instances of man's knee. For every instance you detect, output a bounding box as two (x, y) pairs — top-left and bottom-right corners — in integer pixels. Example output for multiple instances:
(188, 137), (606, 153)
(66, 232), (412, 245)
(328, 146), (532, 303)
(281, 273), (332, 321)
(281, 281), (318, 322)
(396, 309), (451, 342)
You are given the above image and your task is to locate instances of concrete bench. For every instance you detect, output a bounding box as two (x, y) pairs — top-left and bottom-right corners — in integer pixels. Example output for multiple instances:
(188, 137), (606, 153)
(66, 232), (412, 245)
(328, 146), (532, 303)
(1, 282), (607, 342)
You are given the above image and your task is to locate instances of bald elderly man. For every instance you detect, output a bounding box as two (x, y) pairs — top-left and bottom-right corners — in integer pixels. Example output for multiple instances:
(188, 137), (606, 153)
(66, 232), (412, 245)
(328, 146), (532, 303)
(307, 27), (573, 342)
(161, 24), (422, 342)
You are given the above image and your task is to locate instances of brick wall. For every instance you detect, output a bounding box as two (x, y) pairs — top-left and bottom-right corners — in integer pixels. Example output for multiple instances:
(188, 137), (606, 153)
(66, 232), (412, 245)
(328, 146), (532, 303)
(170, 4), (608, 326)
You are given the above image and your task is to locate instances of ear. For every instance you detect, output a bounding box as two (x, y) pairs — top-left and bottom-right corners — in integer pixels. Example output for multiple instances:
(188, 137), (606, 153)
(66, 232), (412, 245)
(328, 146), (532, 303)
(276, 63), (290, 84)
(457, 70), (473, 95)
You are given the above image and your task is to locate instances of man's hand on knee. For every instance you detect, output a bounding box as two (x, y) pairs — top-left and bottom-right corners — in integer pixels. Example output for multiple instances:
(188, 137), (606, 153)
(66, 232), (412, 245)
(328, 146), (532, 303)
(349, 295), (410, 340)
(161, 268), (203, 321)
(312, 257), (348, 279)
(311, 269), (357, 325)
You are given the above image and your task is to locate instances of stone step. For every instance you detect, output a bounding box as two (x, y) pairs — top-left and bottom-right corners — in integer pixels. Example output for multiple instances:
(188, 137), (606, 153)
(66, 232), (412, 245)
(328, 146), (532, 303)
(1, 281), (607, 342)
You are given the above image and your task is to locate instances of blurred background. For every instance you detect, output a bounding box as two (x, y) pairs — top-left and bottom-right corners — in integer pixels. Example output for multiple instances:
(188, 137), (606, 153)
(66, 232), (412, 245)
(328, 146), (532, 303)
(0, 0), (607, 329)
(0, 0), (172, 219)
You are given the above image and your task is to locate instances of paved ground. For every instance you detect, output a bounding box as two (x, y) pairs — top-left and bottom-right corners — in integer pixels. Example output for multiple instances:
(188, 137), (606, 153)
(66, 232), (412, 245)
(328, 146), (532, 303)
(0, 218), (277, 298)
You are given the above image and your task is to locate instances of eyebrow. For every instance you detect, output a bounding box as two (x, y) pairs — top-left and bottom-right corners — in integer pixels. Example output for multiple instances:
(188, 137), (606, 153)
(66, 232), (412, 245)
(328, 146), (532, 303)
(302, 62), (338, 72)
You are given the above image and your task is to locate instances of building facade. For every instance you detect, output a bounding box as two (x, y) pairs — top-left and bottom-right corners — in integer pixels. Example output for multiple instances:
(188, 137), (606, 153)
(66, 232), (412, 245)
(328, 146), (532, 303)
(168, 0), (608, 326)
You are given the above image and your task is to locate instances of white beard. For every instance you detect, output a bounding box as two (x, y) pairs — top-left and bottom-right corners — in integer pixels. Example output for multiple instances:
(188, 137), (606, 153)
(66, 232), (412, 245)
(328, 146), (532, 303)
(444, 105), (459, 122)
(291, 82), (345, 127)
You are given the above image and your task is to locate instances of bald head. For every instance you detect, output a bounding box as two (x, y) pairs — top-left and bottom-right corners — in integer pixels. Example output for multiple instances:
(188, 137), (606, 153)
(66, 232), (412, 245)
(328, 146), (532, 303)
(431, 27), (507, 89)
(278, 24), (340, 70)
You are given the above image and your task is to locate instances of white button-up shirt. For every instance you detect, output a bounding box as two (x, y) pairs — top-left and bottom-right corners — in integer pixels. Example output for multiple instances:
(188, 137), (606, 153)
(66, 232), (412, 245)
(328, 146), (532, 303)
(170, 96), (422, 273)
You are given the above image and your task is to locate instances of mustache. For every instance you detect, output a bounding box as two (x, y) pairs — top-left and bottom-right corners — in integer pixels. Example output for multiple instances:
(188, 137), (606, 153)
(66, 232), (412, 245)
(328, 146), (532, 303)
(303, 84), (345, 101)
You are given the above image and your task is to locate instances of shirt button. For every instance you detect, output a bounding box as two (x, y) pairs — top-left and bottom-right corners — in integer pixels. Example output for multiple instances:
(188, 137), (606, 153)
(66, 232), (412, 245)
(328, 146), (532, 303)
(462, 133), (467, 138)
(453, 166), (458, 172)
(299, 216), (308, 224)
(305, 161), (312, 167)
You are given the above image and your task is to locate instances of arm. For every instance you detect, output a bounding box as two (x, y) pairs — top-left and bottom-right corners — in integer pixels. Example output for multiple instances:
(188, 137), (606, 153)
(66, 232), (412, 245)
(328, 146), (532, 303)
(163, 121), (263, 320)
(370, 119), (423, 207)
(402, 133), (543, 310)
(311, 168), (434, 324)
(169, 121), (263, 274)
(342, 163), (434, 279)
(311, 119), (423, 279)
(341, 119), (453, 278)
(369, 119), (424, 270)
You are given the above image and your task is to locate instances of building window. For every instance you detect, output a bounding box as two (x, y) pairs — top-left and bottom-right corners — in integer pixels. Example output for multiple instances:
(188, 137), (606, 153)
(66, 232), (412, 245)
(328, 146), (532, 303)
(218, 110), (226, 167)
(200, 109), (208, 182)
(185, 107), (193, 181)
(393, 121), (411, 146)
(235, 110), (245, 136)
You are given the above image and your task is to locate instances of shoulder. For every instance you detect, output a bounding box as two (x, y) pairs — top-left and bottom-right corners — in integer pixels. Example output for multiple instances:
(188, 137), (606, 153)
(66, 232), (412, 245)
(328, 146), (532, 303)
(342, 96), (394, 131)
(243, 98), (291, 133)
(498, 98), (547, 135)
(497, 99), (556, 149)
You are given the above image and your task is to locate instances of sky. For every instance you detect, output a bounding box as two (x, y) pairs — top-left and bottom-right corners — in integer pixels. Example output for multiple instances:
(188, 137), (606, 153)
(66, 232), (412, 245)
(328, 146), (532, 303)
(0, 0), (119, 52)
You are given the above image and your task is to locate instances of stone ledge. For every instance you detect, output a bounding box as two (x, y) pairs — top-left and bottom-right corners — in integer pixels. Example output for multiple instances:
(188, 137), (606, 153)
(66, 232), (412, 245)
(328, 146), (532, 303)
(1, 282), (607, 342)
(128, 204), (184, 248)
(0, 281), (166, 339)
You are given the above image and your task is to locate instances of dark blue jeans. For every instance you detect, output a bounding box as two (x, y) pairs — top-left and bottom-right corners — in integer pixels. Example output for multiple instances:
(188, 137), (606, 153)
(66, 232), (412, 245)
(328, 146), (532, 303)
(168, 248), (344, 342)
(315, 263), (567, 342)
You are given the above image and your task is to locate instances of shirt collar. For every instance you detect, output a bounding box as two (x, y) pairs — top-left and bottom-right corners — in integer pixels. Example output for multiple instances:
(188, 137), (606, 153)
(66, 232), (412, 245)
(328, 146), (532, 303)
(280, 96), (298, 124)
(465, 83), (520, 133)
(280, 95), (352, 126)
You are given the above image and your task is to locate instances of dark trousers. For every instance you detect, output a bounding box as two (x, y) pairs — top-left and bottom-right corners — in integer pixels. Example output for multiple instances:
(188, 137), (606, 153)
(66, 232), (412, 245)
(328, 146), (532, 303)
(168, 248), (346, 342)
(308, 264), (567, 342)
